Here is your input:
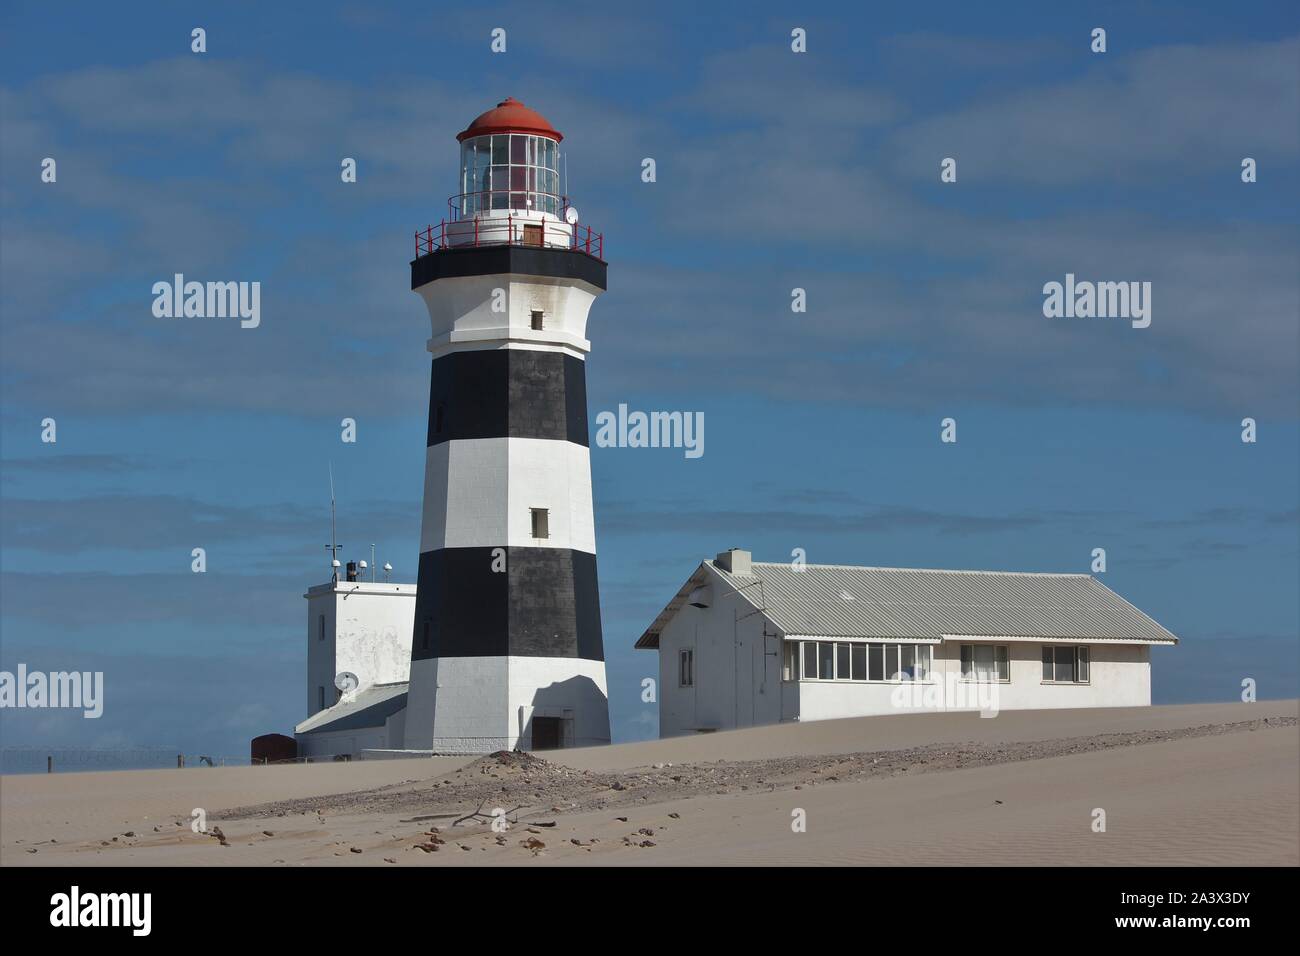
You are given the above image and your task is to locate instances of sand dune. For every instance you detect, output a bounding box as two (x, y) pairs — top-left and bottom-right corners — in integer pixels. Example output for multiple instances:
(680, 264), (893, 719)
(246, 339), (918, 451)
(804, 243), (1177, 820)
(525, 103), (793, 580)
(3, 701), (1295, 866)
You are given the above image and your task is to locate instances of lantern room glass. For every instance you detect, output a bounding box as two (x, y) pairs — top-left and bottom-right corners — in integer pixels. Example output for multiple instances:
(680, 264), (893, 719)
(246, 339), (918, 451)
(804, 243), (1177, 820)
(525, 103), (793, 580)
(459, 134), (561, 218)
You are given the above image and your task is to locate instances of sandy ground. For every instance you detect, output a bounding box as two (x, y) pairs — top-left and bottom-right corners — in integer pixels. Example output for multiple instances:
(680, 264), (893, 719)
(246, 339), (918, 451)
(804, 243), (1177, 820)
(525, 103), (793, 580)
(3, 701), (1296, 866)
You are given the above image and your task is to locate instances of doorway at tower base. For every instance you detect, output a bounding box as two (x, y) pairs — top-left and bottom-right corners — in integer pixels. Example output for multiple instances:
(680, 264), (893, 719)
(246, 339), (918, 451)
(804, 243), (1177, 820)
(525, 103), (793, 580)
(403, 655), (610, 754)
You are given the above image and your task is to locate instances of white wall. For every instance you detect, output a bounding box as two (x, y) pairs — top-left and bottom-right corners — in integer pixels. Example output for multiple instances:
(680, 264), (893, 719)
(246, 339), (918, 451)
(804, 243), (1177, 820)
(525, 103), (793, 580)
(304, 582), (416, 718)
(405, 655), (609, 753)
(776, 640), (1151, 723)
(655, 566), (785, 737)
(416, 274), (601, 359)
(421, 438), (596, 553)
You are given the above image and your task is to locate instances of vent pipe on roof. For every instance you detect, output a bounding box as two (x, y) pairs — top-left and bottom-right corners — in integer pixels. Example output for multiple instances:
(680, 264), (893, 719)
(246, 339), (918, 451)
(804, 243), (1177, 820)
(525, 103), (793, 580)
(715, 549), (751, 575)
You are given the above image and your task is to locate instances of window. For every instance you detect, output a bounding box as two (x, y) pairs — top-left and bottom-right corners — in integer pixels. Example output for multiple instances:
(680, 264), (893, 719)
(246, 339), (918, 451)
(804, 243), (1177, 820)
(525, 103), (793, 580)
(782, 642), (800, 681)
(961, 644), (1010, 682)
(318, 614), (325, 642)
(434, 402), (445, 435)
(318, 686), (325, 710)
(679, 648), (694, 687)
(530, 507), (549, 539)
(818, 642), (834, 680)
(790, 641), (932, 682)
(531, 310), (544, 330)
(1042, 645), (1090, 683)
(422, 621), (431, 651)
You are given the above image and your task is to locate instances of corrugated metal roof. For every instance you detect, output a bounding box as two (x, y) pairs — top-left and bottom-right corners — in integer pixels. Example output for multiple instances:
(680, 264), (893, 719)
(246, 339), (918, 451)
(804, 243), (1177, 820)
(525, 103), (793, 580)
(636, 561), (1179, 648)
(294, 681), (409, 735)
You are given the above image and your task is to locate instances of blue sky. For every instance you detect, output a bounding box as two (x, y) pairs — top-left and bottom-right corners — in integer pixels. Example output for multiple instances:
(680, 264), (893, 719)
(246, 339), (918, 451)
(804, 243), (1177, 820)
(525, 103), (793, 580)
(1, 1), (1297, 767)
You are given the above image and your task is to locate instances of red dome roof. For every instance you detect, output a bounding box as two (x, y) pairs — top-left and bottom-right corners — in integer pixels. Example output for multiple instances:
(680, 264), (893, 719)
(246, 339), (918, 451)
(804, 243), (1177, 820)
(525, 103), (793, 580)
(457, 97), (563, 143)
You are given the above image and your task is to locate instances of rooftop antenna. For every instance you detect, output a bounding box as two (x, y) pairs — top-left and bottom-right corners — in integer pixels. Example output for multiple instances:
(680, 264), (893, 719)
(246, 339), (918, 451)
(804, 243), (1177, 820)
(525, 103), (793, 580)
(325, 463), (342, 582)
(383, 562), (393, 583)
(370, 543), (376, 582)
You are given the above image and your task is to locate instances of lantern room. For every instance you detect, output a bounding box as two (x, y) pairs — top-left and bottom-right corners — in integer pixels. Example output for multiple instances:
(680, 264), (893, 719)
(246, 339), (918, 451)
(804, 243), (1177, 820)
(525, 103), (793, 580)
(416, 97), (603, 260)
(456, 96), (563, 218)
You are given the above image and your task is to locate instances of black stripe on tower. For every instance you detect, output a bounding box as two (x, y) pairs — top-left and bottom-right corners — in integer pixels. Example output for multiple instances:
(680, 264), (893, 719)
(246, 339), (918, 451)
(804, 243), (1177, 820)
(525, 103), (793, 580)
(411, 547), (604, 662)
(411, 245), (607, 292)
(427, 349), (588, 447)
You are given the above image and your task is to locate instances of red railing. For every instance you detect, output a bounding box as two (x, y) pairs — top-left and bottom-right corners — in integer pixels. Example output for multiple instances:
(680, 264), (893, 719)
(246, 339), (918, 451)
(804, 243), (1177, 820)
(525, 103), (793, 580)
(413, 201), (600, 261)
(414, 215), (603, 261)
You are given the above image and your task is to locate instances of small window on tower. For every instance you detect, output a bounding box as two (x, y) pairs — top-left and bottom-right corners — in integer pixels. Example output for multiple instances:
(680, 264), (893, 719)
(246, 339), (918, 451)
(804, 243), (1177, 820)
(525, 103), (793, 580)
(531, 310), (544, 330)
(530, 508), (549, 539)
(434, 402), (445, 435)
(422, 621), (430, 651)
(679, 649), (694, 687)
(318, 614), (325, 642)
(318, 686), (325, 710)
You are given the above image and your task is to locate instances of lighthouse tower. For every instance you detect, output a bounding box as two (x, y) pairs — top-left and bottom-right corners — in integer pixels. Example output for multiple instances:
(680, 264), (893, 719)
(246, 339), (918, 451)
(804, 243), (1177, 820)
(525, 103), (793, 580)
(403, 99), (611, 753)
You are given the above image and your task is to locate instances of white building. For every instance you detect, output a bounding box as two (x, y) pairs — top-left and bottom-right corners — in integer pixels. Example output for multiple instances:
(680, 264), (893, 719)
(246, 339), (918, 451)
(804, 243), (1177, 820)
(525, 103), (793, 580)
(295, 567), (415, 759)
(636, 549), (1179, 737)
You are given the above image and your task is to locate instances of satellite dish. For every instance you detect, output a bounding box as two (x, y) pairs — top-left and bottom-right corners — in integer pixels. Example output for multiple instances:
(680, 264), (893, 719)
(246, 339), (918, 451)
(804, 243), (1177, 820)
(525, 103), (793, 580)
(383, 562), (392, 572)
(564, 206), (580, 225)
(335, 672), (359, 694)
(331, 559), (341, 569)
(358, 560), (368, 569)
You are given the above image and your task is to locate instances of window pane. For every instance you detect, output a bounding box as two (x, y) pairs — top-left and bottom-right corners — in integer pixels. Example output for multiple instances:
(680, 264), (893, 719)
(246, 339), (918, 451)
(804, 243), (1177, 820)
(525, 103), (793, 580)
(836, 643), (850, 680)
(974, 644), (994, 680)
(996, 645), (1009, 682)
(869, 643), (884, 681)
(1078, 647), (1089, 682)
(1042, 646), (1053, 681)
(900, 645), (916, 681)
(1055, 646), (1075, 683)
(511, 134), (526, 163)
(492, 135), (509, 164)
(961, 644), (973, 679)
(916, 645), (931, 680)
(545, 138), (556, 169)
(851, 644), (866, 681)
(885, 644), (899, 680)
(804, 643), (817, 680)
(819, 642), (834, 681)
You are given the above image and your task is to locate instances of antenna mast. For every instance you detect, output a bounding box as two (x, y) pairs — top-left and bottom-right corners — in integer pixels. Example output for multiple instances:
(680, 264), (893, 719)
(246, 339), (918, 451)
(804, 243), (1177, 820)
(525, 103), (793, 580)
(325, 463), (342, 581)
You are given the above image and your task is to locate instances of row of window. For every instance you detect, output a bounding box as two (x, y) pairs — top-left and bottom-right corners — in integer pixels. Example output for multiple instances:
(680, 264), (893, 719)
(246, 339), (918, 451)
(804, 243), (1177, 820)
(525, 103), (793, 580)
(782, 641), (933, 683)
(461, 134), (560, 174)
(753, 641), (1090, 684)
(460, 134), (563, 216)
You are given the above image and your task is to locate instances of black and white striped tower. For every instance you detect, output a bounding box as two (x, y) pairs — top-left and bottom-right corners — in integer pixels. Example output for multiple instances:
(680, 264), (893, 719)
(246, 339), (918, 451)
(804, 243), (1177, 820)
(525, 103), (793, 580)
(403, 99), (610, 753)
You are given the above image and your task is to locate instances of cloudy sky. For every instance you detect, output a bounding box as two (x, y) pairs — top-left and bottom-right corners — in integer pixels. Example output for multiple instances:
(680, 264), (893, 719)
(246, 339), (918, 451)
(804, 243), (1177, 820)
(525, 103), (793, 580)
(1, 1), (1297, 767)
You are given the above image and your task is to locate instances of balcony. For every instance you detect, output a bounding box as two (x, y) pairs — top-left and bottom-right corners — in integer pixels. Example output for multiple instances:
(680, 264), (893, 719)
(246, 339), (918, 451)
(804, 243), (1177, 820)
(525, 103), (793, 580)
(415, 191), (603, 261)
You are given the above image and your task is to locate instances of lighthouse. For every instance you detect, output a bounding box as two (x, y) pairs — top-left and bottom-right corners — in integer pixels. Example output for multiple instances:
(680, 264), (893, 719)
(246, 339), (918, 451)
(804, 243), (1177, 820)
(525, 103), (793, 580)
(403, 98), (611, 753)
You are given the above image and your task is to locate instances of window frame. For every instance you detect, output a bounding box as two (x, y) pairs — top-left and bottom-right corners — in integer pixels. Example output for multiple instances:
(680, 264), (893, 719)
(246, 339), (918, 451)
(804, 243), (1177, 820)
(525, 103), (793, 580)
(530, 507), (549, 539)
(679, 648), (694, 688)
(789, 640), (935, 683)
(959, 643), (1011, 683)
(1041, 644), (1091, 685)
